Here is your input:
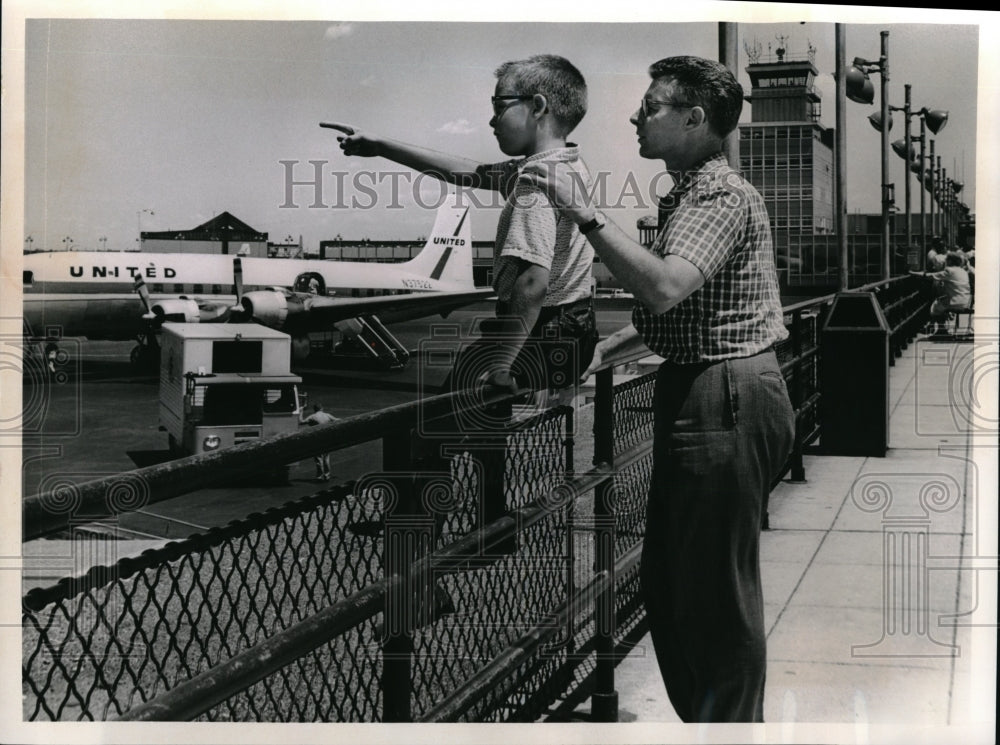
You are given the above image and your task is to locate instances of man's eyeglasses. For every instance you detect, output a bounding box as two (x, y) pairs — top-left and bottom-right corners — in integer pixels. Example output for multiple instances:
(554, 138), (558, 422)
(640, 98), (692, 119)
(491, 94), (534, 117)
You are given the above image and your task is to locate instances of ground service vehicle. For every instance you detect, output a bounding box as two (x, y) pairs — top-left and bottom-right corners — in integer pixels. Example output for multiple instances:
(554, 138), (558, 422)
(159, 323), (302, 457)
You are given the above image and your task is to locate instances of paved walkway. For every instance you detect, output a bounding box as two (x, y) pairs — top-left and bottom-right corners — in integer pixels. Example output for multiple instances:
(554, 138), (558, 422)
(580, 335), (997, 742)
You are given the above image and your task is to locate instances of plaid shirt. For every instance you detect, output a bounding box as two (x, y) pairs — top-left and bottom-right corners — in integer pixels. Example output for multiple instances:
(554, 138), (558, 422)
(632, 153), (787, 363)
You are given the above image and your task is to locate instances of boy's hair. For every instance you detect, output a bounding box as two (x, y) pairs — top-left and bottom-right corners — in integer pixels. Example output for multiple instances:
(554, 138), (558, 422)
(494, 54), (587, 134)
(648, 56), (744, 138)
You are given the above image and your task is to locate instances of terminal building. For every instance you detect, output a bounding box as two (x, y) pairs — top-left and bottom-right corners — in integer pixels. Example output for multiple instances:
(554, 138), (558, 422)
(140, 211), (270, 257)
(738, 42), (883, 290)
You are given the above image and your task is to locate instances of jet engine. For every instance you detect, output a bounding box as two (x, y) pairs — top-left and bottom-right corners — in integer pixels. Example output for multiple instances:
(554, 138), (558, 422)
(240, 291), (290, 330)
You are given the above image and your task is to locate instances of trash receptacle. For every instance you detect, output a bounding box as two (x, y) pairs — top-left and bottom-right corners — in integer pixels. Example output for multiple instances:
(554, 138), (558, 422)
(820, 292), (889, 456)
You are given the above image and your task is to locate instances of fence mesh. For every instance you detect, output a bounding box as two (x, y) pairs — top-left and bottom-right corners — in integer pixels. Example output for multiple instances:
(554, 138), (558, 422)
(22, 481), (388, 721)
(23, 309), (836, 724)
(22, 402), (599, 723)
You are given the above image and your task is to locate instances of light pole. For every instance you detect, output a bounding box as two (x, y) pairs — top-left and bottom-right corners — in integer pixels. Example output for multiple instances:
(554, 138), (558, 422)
(719, 22), (739, 169)
(942, 175), (957, 245)
(888, 90), (948, 266)
(927, 141), (938, 241)
(98, 236), (108, 252)
(935, 155), (943, 240)
(835, 24), (849, 291)
(137, 208), (154, 245)
(62, 236), (74, 251)
(950, 178), (964, 246)
(846, 30), (893, 279)
(24, 235), (34, 251)
(907, 105), (947, 256)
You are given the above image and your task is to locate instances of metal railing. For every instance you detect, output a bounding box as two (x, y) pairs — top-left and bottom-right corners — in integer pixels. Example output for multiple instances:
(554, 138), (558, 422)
(22, 283), (929, 722)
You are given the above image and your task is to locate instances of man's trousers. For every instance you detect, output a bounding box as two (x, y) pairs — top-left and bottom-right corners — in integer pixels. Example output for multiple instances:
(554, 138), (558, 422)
(640, 348), (795, 722)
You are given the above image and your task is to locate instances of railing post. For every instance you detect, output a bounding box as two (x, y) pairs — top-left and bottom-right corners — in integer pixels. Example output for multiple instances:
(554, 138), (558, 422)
(591, 366), (618, 722)
(381, 429), (420, 722)
(789, 310), (807, 484)
(477, 400), (513, 558)
(564, 406), (577, 652)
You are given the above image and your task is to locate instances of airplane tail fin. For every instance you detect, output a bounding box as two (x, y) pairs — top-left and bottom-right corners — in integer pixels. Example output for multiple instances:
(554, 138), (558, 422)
(401, 205), (475, 289)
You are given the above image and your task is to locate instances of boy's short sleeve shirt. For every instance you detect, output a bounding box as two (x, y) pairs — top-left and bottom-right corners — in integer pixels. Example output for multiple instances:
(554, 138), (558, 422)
(489, 146), (595, 307)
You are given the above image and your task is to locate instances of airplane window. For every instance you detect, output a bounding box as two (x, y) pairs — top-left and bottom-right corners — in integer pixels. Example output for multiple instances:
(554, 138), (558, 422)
(23, 271), (33, 286)
(193, 284), (204, 294)
(173, 284), (184, 293)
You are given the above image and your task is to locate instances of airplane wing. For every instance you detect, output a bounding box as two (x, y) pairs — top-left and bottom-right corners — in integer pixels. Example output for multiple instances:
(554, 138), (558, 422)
(288, 288), (495, 326)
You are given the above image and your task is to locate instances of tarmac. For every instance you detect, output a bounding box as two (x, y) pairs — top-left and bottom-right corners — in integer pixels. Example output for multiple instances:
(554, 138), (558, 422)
(568, 332), (997, 742)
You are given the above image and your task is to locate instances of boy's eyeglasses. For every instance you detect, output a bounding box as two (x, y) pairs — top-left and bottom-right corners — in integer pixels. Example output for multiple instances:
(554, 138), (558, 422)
(640, 98), (692, 119)
(491, 94), (534, 117)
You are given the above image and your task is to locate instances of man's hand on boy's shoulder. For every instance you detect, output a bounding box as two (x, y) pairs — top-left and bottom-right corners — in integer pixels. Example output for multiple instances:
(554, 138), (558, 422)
(321, 122), (381, 157)
(520, 161), (593, 223)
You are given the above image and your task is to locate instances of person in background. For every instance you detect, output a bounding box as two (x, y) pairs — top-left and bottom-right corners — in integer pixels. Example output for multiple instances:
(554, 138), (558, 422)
(299, 402), (338, 481)
(926, 239), (947, 272)
(912, 250), (972, 335)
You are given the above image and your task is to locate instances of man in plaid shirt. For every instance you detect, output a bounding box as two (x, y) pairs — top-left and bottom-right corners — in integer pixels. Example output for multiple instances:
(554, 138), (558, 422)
(524, 56), (795, 723)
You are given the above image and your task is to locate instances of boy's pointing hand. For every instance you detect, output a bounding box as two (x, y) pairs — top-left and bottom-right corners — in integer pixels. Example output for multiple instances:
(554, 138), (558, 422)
(320, 122), (381, 157)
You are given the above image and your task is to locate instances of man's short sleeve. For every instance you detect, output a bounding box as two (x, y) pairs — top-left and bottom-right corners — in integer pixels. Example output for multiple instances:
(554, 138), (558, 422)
(662, 178), (746, 281)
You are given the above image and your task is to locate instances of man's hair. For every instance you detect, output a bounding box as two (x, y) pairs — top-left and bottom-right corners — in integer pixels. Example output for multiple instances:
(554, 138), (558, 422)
(495, 55), (588, 134)
(648, 56), (744, 138)
(313, 403), (323, 411)
(945, 251), (965, 268)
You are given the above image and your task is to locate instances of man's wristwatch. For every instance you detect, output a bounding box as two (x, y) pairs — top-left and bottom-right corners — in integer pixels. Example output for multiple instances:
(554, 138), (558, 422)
(578, 212), (606, 236)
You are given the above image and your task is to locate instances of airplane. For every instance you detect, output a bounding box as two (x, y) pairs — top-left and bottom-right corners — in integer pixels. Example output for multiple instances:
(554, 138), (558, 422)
(22, 205), (494, 368)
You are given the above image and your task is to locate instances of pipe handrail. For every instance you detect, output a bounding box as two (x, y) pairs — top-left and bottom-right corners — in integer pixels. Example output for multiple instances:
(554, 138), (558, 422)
(22, 386), (528, 542)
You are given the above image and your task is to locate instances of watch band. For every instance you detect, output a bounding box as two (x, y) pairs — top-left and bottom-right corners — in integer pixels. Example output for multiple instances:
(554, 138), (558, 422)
(579, 214), (605, 235)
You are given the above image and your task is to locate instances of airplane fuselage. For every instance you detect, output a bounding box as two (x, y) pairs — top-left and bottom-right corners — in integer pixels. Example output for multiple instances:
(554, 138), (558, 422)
(21, 205), (484, 346)
(23, 252), (472, 341)
(23, 251), (470, 295)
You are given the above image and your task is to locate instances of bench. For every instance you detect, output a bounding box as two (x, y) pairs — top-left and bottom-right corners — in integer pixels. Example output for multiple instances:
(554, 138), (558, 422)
(952, 304), (974, 336)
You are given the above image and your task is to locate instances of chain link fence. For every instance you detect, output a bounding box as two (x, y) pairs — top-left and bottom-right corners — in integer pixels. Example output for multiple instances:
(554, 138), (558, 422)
(23, 285), (908, 722)
(23, 402), (596, 722)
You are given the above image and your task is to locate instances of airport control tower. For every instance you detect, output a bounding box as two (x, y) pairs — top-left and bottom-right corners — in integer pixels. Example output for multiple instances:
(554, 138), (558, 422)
(738, 39), (853, 289)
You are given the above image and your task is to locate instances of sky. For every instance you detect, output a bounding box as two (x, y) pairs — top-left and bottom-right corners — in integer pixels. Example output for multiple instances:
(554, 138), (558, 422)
(6, 3), (991, 254)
